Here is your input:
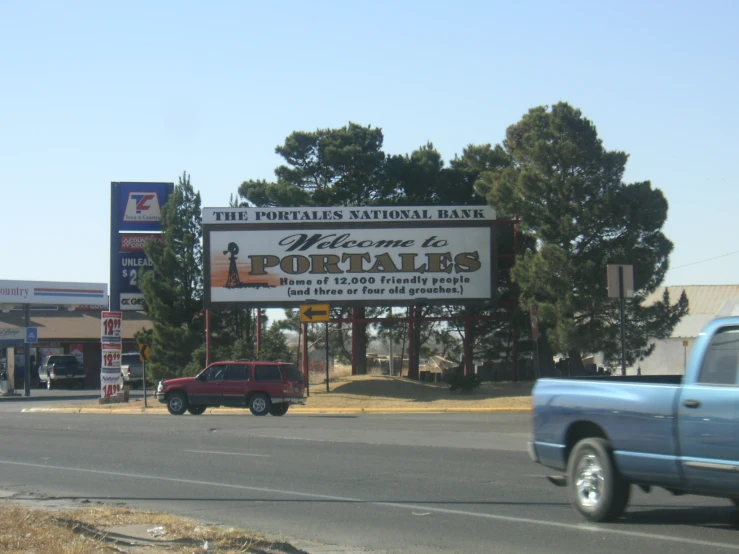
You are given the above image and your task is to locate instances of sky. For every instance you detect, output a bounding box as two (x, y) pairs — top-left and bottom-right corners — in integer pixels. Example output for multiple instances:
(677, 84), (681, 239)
(2, 0), (738, 298)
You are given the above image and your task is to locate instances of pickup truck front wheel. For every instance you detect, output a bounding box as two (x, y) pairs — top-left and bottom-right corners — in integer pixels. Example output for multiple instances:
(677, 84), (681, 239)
(567, 438), (630, 522)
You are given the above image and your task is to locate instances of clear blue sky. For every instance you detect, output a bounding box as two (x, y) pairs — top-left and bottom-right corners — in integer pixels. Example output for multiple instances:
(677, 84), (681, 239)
(2, 0), (738, 294)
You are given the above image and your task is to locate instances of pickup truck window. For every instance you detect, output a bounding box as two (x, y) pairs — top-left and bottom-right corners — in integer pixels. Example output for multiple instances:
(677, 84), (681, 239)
(46, 355), (78, 366)
(697, 327), (739, 385)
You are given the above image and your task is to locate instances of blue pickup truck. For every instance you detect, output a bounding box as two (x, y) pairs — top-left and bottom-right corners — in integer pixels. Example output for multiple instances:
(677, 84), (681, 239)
(529, 316), (739, 522)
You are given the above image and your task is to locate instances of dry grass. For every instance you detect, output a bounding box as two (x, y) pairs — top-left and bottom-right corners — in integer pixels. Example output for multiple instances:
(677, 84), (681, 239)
(0, 504), (299, 553)
(297, 375), (533, 410)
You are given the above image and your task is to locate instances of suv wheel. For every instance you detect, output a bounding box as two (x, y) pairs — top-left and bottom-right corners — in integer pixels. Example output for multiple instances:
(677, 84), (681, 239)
(269, 404), (289, 416)
(249, 393), (271, 416)
(167, 392), (188, 415)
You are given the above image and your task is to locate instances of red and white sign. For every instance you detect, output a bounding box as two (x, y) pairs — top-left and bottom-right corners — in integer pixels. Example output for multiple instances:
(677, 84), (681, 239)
(120, 233), (164, 252)
(102, 344), (122, 371)
(101, 312), (123, 399)
(101, 312), (122, 343)
(101, 375), (123, 399)
(530, 304), (539, 341)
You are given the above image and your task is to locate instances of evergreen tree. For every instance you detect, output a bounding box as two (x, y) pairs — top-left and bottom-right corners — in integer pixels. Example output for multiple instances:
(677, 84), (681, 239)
(475, 103), (688, 370)
(140, 172), (204, 379)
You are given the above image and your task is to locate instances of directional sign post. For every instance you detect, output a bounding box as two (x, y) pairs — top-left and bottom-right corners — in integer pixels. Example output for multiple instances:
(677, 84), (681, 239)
(300, 304), (331, 394)
(300, 304), (330, 323)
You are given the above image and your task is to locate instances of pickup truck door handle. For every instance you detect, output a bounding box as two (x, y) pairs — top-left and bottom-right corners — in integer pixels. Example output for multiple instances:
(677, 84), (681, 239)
(683, 399), (701, 409)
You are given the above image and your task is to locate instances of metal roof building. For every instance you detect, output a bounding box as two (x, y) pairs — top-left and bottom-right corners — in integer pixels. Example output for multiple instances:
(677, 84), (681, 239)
(644, 285), (739, 338)
(632, 285), (739, 375)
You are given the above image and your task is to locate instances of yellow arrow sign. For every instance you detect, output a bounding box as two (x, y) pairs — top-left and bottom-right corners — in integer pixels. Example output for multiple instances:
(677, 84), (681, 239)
(139, 344), (150, 361)
(300, 304), (330, 323)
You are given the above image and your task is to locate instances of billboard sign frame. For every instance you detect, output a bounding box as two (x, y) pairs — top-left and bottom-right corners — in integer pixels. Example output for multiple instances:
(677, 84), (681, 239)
(202, 206), (497, 309)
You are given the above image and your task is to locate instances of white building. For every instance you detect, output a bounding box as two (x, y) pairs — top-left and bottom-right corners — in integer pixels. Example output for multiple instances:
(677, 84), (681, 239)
(632, 285), (739, 375)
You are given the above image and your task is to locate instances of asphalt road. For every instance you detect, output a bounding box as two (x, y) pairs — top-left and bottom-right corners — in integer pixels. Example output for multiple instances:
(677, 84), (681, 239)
(0, 407), (737, 553)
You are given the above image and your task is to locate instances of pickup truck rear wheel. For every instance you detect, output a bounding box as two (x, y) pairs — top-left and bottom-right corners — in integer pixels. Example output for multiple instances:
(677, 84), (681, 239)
(567, 438), (631, 522)
(249, 393), (271, 416)
(166, 392), (188, 415)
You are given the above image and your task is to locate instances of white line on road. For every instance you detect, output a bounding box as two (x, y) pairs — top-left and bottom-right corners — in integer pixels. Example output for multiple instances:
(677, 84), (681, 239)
(183, 450), (270, 458)
(0, 459), (736, 551)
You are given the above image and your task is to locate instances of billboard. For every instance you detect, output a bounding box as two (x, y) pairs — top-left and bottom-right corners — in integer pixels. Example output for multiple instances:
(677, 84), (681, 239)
(203, 206), (496, 308)
(0, 280), (108, 306)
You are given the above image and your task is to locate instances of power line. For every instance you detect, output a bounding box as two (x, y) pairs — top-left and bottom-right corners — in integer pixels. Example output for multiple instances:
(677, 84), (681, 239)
(671, 250), (739, 270)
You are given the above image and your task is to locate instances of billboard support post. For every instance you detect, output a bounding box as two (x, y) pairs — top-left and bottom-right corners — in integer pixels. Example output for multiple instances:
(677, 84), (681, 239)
(256, 308), (262, 356)
(325, 321), (330, 393)
(464, 306), (473, 377)
(351, 308), (359, 376)
(407, 308), (418, 380)
(205, 309), (212, 367)
(302, 322), (309, 397)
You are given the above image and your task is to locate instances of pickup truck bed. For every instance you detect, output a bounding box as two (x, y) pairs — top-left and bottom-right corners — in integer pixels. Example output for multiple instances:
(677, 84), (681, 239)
(532, 376), (684, 488)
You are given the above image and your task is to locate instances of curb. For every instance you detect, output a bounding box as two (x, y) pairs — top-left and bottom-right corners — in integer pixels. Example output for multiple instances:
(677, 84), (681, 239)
(23, 406), (531, 415)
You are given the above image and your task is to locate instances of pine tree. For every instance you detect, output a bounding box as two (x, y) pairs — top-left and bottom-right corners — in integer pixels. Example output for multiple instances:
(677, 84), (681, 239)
(140, 172), (204, 379)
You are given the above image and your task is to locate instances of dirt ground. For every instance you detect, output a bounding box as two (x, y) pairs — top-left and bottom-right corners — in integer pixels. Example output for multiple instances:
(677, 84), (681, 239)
(0, 500), (300, 553)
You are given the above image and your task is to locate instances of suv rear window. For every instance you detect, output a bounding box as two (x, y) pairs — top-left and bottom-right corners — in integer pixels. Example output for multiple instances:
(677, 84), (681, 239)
(281, 363), (304, 384)
(254, 364), (283, 382)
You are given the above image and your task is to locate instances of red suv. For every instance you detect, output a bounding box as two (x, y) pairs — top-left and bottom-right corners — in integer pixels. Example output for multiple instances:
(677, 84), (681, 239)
(155, 361), (305, 416)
